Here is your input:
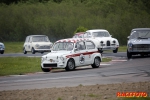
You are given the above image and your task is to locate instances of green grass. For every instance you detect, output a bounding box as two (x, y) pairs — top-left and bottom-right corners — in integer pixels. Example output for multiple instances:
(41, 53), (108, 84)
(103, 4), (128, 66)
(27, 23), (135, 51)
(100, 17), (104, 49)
(0, 57), (41, 76)
(4, 42), (24, 53)
(119, 46), (127, 52)
(0, 57), (112, 76)
(3, 42), (127, 53)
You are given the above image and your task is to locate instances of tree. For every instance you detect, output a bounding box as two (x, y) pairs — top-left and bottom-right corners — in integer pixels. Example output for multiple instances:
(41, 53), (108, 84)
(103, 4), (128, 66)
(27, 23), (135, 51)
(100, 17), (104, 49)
(74, 26), (88, 34)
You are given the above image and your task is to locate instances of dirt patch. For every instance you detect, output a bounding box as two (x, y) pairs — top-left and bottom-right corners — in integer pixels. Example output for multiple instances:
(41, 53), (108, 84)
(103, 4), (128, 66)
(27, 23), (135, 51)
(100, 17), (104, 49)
(0, 81), (150, 100)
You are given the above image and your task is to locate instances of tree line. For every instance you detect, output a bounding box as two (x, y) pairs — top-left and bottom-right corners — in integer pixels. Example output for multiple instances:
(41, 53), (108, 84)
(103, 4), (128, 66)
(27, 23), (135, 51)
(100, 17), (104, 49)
(0, 0), (150, 45)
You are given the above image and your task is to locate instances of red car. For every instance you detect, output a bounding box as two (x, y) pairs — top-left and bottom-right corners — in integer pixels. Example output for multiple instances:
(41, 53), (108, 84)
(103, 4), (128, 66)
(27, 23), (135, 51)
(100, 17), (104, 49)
(72, 32), (84, 38)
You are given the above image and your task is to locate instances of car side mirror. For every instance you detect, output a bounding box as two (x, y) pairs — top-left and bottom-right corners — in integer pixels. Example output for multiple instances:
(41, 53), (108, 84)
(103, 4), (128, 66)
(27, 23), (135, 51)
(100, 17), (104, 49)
(127, 36), (130, 39)
(110, 35), (112, 37)
(74, 48), (78, 52)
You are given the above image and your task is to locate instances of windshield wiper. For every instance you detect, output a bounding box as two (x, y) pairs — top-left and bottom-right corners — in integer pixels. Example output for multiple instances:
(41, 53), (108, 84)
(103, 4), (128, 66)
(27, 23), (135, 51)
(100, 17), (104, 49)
(137, 36), (148, 39)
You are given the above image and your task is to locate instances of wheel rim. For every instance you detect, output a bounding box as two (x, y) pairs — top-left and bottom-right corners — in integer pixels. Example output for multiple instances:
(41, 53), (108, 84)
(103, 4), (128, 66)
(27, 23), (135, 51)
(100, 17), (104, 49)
(68, 60), (74, 70)
(95, 58), (100, 66)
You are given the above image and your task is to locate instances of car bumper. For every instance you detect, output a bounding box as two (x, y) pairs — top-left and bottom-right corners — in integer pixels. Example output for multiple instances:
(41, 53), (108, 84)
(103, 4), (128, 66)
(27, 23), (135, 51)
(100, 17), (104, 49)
(100, 46), (119, 50)
(41, 61), (67, 69)
(34, 49), (51, 52)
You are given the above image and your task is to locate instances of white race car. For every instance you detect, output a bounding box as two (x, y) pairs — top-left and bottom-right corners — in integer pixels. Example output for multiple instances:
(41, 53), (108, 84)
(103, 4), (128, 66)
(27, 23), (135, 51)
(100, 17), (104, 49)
(83, 29), (119, 53)
(41, 38), (102, 72)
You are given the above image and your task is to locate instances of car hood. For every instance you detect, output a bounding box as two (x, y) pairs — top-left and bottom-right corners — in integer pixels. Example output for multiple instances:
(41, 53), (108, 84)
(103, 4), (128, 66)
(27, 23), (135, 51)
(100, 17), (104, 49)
(93, 37), (116, 40)
(129, 38), (150, 44)
(42, 51), (72, 58)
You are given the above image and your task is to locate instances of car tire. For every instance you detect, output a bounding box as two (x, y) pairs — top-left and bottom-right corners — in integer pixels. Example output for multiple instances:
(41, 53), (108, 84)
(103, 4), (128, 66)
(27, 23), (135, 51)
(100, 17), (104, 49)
(41, 66), (50, 72)
(23, 48), (27, 54)
(65, 59), (75, 71)
(127, 49), (132, 59)
(1, 50), (4, 54)
(31, 47), (35, 54)
(92, 57), (100, 68)
(113, 48), (118, 53)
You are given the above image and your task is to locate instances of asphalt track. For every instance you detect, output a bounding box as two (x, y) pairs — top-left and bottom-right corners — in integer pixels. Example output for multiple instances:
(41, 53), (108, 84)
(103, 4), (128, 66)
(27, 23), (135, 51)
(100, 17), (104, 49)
(0, 52), (150, 91)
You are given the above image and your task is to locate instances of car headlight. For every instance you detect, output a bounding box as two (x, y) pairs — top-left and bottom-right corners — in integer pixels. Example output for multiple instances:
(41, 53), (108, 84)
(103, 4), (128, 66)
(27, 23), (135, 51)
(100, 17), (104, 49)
(60, 56), (65, 61)
(41, 57), (46, 62)
(128, 43), (133, 48)
(50, 44), (53, 48)
(113, 40), (116, 44)
(100, 41), (103, 44)
(35, 44), (40, 48)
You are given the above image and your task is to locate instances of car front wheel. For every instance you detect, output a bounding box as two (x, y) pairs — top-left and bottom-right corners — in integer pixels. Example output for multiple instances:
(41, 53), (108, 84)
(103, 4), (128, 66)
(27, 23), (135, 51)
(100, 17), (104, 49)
(23, 48), (27, 54)
(0, 50), (4, 54)
(127, 49), (132, 59)
(31, 47), (35, 54)
(65, 59), (75, 71)
(113, 48), (118, 53)
(41, 66), (50, 72)
(92, 57), (100, 68)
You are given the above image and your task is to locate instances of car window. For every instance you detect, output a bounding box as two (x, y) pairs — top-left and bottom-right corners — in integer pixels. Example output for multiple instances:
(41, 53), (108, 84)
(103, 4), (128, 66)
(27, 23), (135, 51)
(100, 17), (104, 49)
(92, 32), (110, 37)
(87, 33), (92, 38)
(75, 41), (86, 50)
(86, 41), (95, 49)
(52, 42), (74, 51)
(32, 36), (50, 42)
(28, 37), (31, 42)
(83, 33), (88, 38)
(130, 30), (150, 39)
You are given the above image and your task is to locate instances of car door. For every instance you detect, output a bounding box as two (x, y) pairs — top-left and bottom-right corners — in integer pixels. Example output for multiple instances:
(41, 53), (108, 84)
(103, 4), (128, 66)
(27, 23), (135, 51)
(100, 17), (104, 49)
(85, 40), (96, 64)
(74, 41), (87, 66)
(26, 36), (32, 51)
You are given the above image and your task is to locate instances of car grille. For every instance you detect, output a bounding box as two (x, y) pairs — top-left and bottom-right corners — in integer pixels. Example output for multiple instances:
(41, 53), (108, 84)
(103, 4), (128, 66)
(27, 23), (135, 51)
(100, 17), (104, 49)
(133, 44), (150, 50)
(38, 46), (50, 49)
(106, 41), (110, 46)
(43, 64), (57, 67)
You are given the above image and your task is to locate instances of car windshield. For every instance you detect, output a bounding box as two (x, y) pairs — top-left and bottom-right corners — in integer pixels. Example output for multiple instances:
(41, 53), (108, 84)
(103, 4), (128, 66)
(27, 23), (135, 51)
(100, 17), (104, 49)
(130, 30), (150, 39)
(32, 36), (50, 42)
(92, 32), (110, 37)
(52, 42), (74, 51)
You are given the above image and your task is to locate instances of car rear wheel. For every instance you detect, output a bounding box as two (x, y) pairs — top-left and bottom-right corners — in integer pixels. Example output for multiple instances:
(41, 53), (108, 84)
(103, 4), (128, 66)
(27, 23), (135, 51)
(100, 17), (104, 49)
(41, 67), (51, 72)
(92, 57), (100, 68)
(31, 47), (35, 54)
(113, 48), (118, 53)
(0, 50), (4, 54)
(127, 49), (132, 59)
(23, 48), (27, 54)
(65, 59), (75, 71)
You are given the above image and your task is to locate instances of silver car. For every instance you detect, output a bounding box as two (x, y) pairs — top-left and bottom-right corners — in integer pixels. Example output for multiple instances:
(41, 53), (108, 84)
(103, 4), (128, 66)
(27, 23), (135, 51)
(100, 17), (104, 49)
(23, 35), (53, 54)
(127, 28), (150, 58)
(0, 42), (5, 54)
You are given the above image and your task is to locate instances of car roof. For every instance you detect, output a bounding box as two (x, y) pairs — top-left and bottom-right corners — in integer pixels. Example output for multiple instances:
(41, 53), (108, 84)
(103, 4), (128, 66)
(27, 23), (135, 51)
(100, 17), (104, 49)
(131, 28), (150, 31)
(86, 29), (108, 32)
(56, 38), (89, 43)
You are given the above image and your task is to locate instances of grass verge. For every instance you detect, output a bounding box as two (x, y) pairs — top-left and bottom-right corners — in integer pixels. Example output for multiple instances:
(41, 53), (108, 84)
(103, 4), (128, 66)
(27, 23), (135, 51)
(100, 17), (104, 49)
(0, 57), (111, 76)
(3, 42), (127, 53)
(4, 42), (24, 53)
